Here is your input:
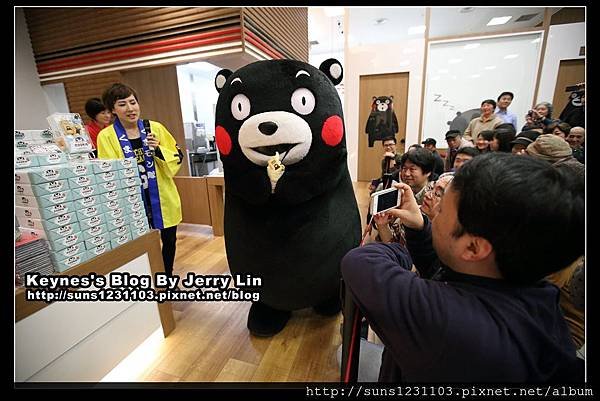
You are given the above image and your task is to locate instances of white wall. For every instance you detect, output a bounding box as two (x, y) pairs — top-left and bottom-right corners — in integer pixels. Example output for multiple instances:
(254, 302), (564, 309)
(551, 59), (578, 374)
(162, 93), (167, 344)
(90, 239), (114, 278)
(344, 39), (424, 181)
(15, 8), (51, 130)
(42, 83), (70, 114)
(537, 22), (585, 105)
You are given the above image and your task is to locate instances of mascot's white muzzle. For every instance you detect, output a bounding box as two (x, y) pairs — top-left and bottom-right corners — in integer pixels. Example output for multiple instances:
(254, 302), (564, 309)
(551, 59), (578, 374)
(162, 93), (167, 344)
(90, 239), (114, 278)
(238, 111), (312, 167)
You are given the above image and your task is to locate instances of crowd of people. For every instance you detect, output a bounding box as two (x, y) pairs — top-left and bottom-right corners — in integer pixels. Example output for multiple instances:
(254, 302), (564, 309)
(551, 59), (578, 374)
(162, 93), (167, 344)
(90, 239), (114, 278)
(355, 90), (586, 382)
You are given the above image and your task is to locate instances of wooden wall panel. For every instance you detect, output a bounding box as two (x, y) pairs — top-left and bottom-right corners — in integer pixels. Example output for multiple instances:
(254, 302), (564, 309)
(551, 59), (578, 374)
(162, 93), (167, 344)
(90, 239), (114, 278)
(173, 177), (212, 225)
(121, 65), (189, 176)
(243, 7), (308, 61)
(59, 71), (122, 124)
(24, 7), (242, 58)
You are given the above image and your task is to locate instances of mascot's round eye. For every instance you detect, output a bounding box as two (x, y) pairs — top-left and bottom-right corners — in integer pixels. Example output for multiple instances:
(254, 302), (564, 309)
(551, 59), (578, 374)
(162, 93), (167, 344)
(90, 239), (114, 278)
(385, 99), (390, 104)
(291, 88), (316, 115)
(376, 100), (381, 104)
(231, 94), (251, 120)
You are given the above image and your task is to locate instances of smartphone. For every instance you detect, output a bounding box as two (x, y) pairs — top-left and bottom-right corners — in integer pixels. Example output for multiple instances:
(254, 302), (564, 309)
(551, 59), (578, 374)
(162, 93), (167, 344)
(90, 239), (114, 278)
(370, 187), (402, 215)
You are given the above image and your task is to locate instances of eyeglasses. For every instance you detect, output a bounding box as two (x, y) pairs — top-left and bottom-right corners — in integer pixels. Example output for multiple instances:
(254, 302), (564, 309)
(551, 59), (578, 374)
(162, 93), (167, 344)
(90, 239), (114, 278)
(383, 143), (396, 148)
(425, 188), (445, 199)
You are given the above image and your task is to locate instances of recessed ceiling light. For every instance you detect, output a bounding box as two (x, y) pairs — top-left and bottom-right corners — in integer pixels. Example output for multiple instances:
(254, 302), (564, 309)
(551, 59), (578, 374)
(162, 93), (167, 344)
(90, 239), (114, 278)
(484, 65), (497, 70)
(448, 58), (462, 64)
(471, 74), (481, 78)
(374, 18), (388, 25)
(460, 7), (475, 13)
(408, 25), (426, 35)
(504, 54), (519, 59)
(464, 43), (480, 50)
(487, 16), (512, 26)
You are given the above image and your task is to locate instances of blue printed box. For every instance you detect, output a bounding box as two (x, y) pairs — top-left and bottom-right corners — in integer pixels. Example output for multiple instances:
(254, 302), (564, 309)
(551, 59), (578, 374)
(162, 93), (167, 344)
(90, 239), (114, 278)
(122, 185), (141, 197)
(72, 195), (100, 209)
(84, 233), (110, 249)
(98, 190), (121, 202)
(36, 152), (66, 166)
(96, 180), (121, 194)
(68, 174), (96, 188)
(15, 151), (39, 169)
(78, 214), (106, 230)
(110, 231), (132, 249)
(90, 159), (117, 174)
(122, 176), (142, 188)
(131, 218), (150, 231)
(15, 202), (73, 220)
(122, 193), (143, 206)
(18, 212), (77, 231)
(130, 225), (150, 239)
(99, 198), (123, 213)
(128, 209), (145, 222)
(81, 223), (109, 241)
(104, 207), (126, 220)
(118, 167), (138, 179)
(26, 222), (81, 242)
(95, 170), (119, 183)
(105, 216), (127, 231)
(16, 180), (69, 197)
(76, 205), (103, 220)
(46, 232), (84, 252)
(115, 158), (136, 170)
(70, 185), (98, 200)
(15, 165), (74, 184)
(68, 162), (93, 177)
(87, 243), (112, 259)
(109, 224), (130, 241)
(52, 250), (89, 273)
(49, 241), (87, 262)
(37, 191), (73, 207)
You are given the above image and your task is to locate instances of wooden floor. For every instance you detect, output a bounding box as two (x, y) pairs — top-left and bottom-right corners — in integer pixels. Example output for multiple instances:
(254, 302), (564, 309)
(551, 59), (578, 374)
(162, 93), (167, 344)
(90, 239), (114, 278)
(136, 181), (371, 382)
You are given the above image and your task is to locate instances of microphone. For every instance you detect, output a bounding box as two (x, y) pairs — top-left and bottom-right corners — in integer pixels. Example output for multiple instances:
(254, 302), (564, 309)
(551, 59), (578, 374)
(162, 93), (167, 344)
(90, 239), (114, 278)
(143, 119), (155, 156)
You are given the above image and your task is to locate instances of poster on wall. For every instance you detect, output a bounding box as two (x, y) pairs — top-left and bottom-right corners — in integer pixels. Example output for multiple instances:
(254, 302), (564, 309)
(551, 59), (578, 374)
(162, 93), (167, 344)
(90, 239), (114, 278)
(365, 96), (399, 147)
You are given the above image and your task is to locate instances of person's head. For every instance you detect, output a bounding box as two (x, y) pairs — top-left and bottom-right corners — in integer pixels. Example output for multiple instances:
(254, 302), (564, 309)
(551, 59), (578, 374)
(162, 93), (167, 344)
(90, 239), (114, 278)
(399, 148), (435, 192)
(453, 147), (479, 171)
(526, 134), (572, 163)
(480, 99), (497, 116)
(84, 98), (112, 126)
(510, 130), (541, 155)
(496, 92), (514, 109)
(534, 101), (553, 119)
(476, 130), (494, 151)
(433, 152), (584, 285)
(495, 122), (517, 134)
(408, 144), (423, 152)
(490, 129), (516, 152)
(422, 173), (454, 220)
(566, 126), (585, 149)
(421, 138), (437, 152)
(382, 136), (397, 154)
(102, 83), (140, 124)
(445, 130), (461, 149)
(544, 121), (571, 138)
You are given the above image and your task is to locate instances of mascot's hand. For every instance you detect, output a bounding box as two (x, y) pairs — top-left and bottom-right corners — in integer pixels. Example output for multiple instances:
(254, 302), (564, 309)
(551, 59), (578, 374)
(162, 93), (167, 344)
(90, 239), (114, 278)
(267, 151), (286, 193)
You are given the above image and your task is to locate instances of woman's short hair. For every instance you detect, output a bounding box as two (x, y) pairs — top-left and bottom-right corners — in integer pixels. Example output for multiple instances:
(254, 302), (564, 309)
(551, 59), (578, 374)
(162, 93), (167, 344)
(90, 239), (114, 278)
(102, 83), (138, 111)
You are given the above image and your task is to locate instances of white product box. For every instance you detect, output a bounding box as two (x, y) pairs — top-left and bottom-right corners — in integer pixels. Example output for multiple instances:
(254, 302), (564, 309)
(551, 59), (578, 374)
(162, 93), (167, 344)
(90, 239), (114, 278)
(131, 218), (150, 230)
(72, 195), (100, 209)
(130, 225), (150, 239)
(104, 207), (126, 220)
(15, 202), (74, 220)
(122, 176), (142, 188)
(68, 174), (96, 188)
(122, 193), (143, 206)
(78, 214), (106, 230)
(68, 162), (93, 177)
(52, 250), (89, 273)
(94, 170), (118, 183)
(70, 185), (98, 200)
(15, 180), (69, 197)
(15, 165), (74, 184)
(90, 159), (116, 173)
(118, 167), (138, 179)
(122, 185), (141, 197)
(44, 222), (82, 242)
(99, 198), (123, 213)
(95, 180), (121, 194)
(84, 232), (110, 249)
(115, 158), (136, 170)
(87, 243), (112, 259)
(15, 151), (39, 169)
(128, 210), (145, 222)
(34, 151), (66, 166)
(46, 231), (84, 252)
(75, 205), (103, 220)
(109, 224), (130, 241)
(110, 232), (132, 249)
(18, 212), (76, 231)
(105, 216), (127, 231)
(98, 190), (121, 202)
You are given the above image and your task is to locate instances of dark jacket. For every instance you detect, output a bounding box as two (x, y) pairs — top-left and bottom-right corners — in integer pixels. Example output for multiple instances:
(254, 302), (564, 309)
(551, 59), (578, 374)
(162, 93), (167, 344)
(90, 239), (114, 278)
(341, 216), (582, 382)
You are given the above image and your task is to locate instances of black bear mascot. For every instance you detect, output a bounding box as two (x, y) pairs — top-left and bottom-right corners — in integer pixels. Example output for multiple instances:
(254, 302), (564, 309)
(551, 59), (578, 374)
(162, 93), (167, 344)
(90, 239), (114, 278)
(365, 96), (399, 147)
(214, 58), (361, 336)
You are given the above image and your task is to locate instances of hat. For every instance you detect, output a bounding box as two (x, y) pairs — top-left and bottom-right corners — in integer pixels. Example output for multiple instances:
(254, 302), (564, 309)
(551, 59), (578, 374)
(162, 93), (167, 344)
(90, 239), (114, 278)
(526, 134), (572, 162)
(445, 130), (461, 140)
(510, 130), (541, 147)
(422, 138), (437, 146)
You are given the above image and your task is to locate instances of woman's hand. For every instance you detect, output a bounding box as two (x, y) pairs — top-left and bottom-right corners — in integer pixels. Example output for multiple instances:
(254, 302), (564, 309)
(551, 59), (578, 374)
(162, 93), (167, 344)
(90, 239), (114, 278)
(147, 133), (160, 149)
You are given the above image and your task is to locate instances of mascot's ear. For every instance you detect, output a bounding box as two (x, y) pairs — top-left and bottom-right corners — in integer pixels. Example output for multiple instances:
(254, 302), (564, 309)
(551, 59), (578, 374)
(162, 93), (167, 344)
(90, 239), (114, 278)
(215, 69), (232, 93)
(389, 95), (394, 100)
(372, 96), (377, 101)
(319, 58), (343, 85)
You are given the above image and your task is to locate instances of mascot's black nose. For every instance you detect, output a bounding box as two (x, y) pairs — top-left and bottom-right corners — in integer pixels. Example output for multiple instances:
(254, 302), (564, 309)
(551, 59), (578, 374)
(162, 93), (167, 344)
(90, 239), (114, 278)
(258, 121), (278, 135)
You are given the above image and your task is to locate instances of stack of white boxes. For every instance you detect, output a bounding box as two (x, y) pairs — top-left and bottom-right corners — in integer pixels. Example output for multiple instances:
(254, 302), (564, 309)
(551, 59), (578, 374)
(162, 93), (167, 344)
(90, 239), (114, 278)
(15, 158), (151, 273)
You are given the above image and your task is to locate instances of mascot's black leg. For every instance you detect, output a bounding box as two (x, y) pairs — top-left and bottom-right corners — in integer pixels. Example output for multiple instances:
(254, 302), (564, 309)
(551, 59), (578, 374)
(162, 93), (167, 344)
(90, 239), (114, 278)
(247, 301), (291, 337)
(313, 293), (342, 316)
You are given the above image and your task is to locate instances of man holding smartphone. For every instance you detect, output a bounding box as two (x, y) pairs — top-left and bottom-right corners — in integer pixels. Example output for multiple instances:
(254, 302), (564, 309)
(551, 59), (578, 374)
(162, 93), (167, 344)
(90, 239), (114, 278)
(342, 153), (583, 382)
(368, 136), (403, 193)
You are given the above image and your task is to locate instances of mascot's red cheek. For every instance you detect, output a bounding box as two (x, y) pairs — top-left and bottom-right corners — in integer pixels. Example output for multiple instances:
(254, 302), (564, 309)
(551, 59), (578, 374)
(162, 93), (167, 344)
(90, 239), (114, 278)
(321, 115), (343, 147)
(215, 125), (232, 156)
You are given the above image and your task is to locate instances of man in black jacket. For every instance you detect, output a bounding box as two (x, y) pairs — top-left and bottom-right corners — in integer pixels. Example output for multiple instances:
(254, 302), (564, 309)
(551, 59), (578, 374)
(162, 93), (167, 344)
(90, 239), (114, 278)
(342, 153), (584, 382)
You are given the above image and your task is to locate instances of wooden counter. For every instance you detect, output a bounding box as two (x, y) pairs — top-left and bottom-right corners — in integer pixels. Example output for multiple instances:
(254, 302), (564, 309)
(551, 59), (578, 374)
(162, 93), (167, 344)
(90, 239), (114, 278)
(206, 175), (225, 236)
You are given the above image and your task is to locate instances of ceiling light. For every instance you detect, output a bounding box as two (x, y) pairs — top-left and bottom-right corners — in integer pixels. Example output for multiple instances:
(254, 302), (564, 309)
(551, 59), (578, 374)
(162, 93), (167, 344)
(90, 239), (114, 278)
(408, 25), (426, 35)
(374, 18), (388, 25)
(464, 43), (480, 50)
(504, 54), (519, 59)
(460, 7), (475, 13)
(484, 65), (497, 70)
(324, 7), (345, 17)
(448, 58), (462, 64)
(487, 16), (512, 26)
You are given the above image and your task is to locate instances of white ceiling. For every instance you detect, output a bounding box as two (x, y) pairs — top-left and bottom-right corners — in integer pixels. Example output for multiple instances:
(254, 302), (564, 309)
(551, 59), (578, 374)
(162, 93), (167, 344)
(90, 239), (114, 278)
(309, 7), (562, 55)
